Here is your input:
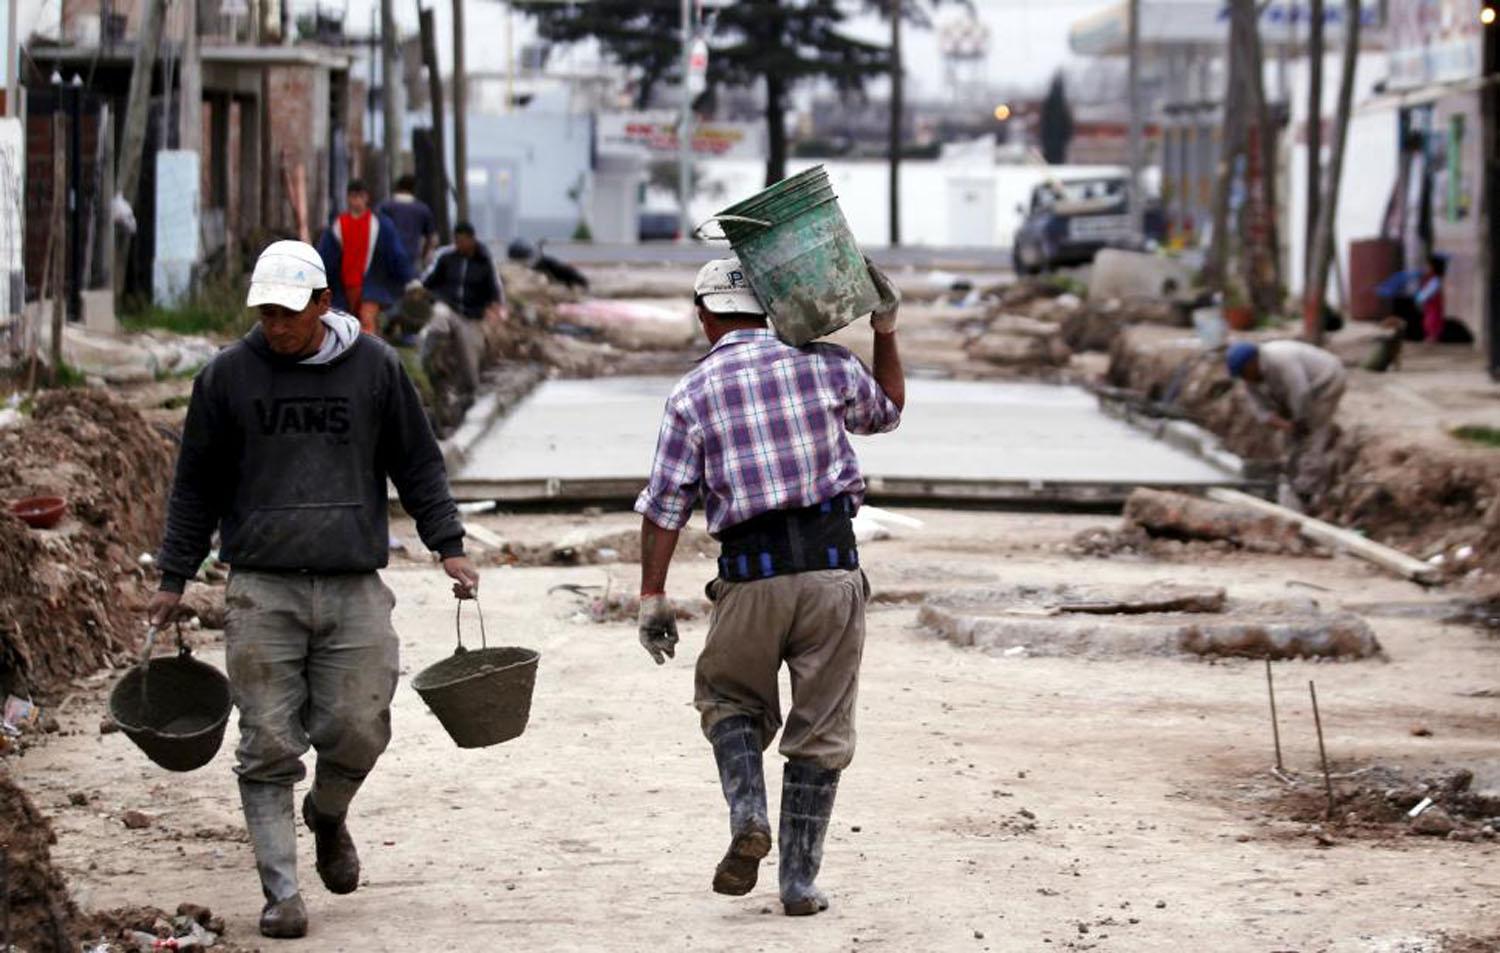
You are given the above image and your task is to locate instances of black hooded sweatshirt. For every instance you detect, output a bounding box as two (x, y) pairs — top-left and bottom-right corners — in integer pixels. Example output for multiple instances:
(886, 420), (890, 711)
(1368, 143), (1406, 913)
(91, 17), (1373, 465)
(155, 325), (465, 592)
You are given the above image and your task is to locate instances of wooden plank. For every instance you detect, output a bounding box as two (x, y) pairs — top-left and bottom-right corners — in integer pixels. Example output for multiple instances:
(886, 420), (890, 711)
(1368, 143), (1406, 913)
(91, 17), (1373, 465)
(1206, 487), (1440, 585)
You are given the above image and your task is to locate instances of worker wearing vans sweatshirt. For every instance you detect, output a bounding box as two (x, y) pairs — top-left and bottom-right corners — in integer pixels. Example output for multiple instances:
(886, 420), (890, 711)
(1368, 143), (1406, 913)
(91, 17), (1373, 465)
(634, 257), (904, 916)
(148, 240), (478, 940)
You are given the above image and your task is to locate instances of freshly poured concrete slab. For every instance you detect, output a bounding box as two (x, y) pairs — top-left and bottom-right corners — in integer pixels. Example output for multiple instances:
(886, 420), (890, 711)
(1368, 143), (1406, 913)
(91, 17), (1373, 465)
(453, 377), (1240, 503)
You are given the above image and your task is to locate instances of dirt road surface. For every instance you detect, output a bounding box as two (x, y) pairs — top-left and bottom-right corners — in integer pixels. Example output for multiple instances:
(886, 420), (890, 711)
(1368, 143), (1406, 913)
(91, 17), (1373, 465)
(20, 510), (1500, 952)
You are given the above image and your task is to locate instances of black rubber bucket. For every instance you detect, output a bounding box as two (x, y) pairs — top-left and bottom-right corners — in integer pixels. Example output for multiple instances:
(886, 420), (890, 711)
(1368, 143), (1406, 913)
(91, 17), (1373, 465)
(108, 625), (232, 772)
(412, 601), (539, 749)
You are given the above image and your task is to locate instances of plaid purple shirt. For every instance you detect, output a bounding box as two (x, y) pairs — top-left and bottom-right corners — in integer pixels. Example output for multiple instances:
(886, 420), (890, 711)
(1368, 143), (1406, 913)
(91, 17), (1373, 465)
(635, 328), (901, 534)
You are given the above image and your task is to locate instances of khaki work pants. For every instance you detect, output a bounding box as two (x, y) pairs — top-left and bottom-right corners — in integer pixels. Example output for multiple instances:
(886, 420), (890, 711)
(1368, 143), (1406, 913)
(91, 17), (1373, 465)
(695, 569), (868, 771)
(424, 302), (486, 398)
(224, 570), (400, 816)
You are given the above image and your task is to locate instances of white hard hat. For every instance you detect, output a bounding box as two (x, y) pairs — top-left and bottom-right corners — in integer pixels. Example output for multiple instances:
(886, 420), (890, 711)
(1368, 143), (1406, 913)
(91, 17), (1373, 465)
(693, 258), (766, 317)
(247, 240), (327, 311)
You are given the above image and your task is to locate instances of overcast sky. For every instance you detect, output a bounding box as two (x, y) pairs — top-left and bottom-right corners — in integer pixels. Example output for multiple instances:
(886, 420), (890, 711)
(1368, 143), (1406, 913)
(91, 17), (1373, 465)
(18, 0), (1120, 99)
(306, 0), (1119, 98)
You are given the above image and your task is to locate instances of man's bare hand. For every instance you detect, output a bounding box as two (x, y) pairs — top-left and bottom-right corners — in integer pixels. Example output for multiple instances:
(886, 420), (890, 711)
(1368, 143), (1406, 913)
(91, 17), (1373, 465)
(443, 555), (480, 599)
(1269, 416), (1295, 433)
(147, 590), (183, 627)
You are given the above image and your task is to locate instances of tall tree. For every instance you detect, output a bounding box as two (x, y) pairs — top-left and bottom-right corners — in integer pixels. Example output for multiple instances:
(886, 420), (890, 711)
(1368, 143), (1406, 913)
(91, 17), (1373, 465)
(518, 0), (888, 186)
(1304, 0), (1361, 344)
(1039, 72), (1074, 165)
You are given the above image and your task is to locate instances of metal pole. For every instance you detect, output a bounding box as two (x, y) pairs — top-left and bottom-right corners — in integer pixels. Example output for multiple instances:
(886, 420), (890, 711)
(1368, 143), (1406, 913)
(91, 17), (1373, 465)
(1264, 657), (1284, 772)
(452, 0), (470, 222)
(418, 5), (451, 241)
(381, 0), (401, 194)
(1126, 0), (1143, 234)
(677, 0), (693, 242)
(1309, 680), (1334, 820)
(66, 81), (82, 324)
(888, 0), (902, 247)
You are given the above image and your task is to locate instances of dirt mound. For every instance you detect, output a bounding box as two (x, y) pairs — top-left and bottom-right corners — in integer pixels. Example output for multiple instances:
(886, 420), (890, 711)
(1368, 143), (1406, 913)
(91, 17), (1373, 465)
(0, 390), (174, 697)
(1270, 764), (1499, 842)
(0, 767), (85, 951)
(1107, 327), (1500, 579)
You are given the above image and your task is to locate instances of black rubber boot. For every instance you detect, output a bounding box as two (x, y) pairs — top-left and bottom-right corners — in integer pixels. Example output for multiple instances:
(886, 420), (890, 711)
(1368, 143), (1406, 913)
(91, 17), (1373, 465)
(708, 716), (772, 896)
(258, 894), (308, 940)
(302, 793), (361, 895)
(778, 760), (840, 916)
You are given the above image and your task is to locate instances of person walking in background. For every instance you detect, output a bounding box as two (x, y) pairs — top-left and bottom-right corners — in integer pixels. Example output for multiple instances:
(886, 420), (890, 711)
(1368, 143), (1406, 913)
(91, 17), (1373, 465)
(378, 174), (438, 274)
(635, 257), (904, 917)
(419, 221), (505, 405)
(316, 179), (413, 335)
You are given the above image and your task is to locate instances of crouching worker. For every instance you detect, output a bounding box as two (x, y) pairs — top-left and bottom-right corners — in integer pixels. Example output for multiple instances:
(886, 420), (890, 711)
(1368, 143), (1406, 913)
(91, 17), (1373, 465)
(1227, 339), (1347, 511)
(634, 257), (905, 915)
(147, 240), (480, 939)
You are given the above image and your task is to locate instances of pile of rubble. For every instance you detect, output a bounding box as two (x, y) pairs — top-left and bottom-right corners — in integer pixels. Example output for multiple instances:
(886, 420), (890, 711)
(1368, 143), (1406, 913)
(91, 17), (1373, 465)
(1073, 488), (1325, 559)
(960, 275), (1188, 375)
(1276, 765), (1500, 843)
(0, 391), (174, 701)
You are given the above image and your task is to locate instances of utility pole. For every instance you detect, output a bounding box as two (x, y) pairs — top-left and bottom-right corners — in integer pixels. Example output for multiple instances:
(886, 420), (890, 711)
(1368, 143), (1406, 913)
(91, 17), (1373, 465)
(1126, 0), (1143, 235)
(452, 0), (469, 222)
(678, 0), (692, 241)
(180, 0), (202, 154)
(381, 0), (401, 194)
(1304, 0), (1361, 345)
(888, 0), (902, 247)
(113, 0), (169, 298)
(418, 5), (451, 241)
(49, 97), (65, 380)
(1306, 0), (1324, 278)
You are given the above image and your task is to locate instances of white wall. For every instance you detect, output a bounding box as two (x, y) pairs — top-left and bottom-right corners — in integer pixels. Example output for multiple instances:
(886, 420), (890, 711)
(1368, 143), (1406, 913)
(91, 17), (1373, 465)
(1282, 51), (1397, 299)
(689, 158), (1154, 250)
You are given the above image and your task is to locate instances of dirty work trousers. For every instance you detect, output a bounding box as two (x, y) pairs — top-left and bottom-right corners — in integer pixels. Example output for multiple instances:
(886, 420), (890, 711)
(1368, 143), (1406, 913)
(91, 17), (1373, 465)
(1286, 377), (1347, 509)
(224, 570), (400, 817)
(695, 569), (868, 771)
(423, 303), (485, 398)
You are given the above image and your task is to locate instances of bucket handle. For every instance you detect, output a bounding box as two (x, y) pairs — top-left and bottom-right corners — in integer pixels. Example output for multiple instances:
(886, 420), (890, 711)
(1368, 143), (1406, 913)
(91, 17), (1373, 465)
(137, 620), (189, 666)
(692, 214), (771, 243)
(453, 598), (488, 655)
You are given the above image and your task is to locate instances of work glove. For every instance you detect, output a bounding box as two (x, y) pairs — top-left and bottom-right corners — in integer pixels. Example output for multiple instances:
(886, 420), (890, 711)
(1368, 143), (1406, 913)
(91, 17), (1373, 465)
(638, 593), (679, 665)
(866, 256), (901, 333)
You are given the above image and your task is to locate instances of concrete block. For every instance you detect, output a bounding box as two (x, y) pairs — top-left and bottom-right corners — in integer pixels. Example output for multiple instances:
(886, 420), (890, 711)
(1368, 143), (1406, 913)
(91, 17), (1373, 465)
(82, 289), (117, 334)
(1088, 249), (1194, 302)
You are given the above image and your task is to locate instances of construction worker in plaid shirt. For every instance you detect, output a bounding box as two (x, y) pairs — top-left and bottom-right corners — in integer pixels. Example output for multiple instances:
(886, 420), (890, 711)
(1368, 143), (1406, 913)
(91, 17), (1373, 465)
(634, 257), (904, 916)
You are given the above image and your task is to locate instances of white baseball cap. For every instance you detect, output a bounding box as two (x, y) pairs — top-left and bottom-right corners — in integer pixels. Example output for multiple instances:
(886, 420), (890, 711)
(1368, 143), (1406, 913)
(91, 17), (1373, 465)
(246, 240), (328, 311)
(694, 258), (766, 316)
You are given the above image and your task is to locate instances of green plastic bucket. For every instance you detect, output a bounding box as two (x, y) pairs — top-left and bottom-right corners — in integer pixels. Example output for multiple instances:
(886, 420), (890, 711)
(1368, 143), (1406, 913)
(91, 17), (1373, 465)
(707, 166), (878, 346)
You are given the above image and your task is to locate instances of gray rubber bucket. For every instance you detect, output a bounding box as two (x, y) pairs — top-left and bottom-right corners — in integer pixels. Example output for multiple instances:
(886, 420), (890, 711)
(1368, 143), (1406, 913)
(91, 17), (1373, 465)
(413, 601), (539, 749)
(109, 625), (232, 773)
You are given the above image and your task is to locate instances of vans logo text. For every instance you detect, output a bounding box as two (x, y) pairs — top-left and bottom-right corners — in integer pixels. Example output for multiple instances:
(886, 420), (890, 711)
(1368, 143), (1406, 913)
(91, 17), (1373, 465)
(253, 397), (352, 436)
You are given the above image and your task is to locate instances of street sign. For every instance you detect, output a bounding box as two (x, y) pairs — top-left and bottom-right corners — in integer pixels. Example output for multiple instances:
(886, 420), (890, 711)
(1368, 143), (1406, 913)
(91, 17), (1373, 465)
(687, 37), (708, 97)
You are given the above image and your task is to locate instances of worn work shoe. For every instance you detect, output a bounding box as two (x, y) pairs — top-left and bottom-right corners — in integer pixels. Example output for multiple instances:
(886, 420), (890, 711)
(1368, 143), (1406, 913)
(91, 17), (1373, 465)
(258, 893), (308, 939)
(302, 794), (361, 895)
(708, 716), (772, 896)
(778, 759), (841, 916)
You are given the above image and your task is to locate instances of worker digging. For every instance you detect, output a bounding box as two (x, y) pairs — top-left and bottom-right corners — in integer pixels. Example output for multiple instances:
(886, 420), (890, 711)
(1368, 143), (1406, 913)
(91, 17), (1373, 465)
(1226, 339), (1347, 512)
(634, 255), (905, 916)
(147, 239), (480, 940)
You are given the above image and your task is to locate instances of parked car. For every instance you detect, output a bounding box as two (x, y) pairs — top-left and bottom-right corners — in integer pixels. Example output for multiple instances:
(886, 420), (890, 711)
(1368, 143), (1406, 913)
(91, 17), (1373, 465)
(638, 210), (681, 243)
(1011, 177), (1165, 274)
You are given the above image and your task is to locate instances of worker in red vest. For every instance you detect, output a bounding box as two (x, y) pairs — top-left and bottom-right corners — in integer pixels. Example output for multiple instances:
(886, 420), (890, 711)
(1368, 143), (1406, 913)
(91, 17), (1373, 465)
(316, 179), (414, 335)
